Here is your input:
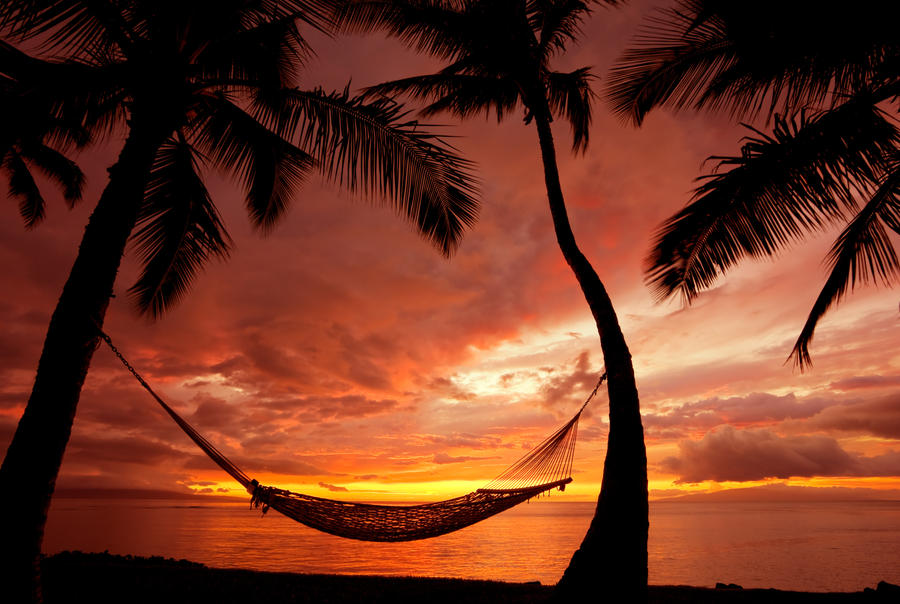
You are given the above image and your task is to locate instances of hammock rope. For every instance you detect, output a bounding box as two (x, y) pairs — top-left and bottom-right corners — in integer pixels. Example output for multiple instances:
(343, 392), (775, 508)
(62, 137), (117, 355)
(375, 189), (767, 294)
(97, 329), (605, 542)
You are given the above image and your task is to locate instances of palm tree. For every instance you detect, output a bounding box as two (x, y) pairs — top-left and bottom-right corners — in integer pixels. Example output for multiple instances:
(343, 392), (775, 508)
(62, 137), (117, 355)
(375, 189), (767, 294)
(0, 1), (479, 601)
(607, 0), (900, 368)
(341, 0), (648, 597)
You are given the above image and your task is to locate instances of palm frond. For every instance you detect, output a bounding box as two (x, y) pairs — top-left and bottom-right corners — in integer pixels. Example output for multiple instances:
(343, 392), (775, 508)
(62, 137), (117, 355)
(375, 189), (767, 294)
(528, 0), (594, 57)
(191, 95), (315, 232)
(606, 2), (736, 125)
(246, 0), (338, 33)
(129, 138), (232, 318)
(0, 44), (87, 223)
(33, 66), (124, 146)
(1, 42), (125, 145)
(646, 99), (899, 303)
(609, 0), (900, 124)
(546, 66), (595, 152)
(20, 142), (84, 206)
(3, 150), (45, 228)
(259, 86), (480, 256)
(197, 15), (312, 93)
(339, 0), (469, 62)
(184, 0), (338, 91)
(365, 70), (521, 122)
(698, 1), (898, 116)
(790, 164), (900, 369)
(0, 0), (132, 58)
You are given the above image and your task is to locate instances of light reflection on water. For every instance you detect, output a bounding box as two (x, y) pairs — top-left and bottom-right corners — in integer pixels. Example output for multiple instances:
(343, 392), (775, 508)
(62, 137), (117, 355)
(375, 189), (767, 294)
(44, 499), (900, 591)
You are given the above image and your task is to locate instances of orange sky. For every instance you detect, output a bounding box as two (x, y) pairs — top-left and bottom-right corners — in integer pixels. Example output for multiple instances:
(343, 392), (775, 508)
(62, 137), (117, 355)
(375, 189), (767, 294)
(1, 1), (898, 503)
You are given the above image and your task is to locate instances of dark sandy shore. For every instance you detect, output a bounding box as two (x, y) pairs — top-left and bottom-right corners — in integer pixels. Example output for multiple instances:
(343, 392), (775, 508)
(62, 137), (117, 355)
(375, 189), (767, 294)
(41, 552), (897, 603)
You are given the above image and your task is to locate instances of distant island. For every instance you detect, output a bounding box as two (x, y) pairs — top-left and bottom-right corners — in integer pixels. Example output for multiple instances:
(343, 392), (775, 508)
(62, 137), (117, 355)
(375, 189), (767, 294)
(52, 482), (900, 504)
(653, 483), (900, 503)
(53, 487), (245, 502)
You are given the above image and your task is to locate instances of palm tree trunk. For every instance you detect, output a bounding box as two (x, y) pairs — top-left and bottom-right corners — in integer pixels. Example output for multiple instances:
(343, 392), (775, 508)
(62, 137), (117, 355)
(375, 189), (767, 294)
(529, 104), (649, 601)
(0, 121), (165, 603)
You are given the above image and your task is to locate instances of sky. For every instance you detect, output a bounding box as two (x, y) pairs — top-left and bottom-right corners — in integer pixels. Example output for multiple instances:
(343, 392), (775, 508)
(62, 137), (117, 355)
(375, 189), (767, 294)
(1, 1), (899, 504)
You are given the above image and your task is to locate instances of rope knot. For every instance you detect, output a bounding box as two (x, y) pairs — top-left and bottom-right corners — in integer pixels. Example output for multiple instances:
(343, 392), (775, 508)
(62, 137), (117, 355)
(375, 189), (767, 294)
(249, 479), (274, 514)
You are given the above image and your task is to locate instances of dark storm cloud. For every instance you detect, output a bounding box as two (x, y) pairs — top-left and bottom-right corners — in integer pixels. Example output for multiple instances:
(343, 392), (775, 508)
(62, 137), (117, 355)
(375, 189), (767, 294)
(427, 376), (476, 401)
(191, 394), (239, 429)
(0, 390), (27, 410)
(77, 381), (169, 429)
(432, 452), (494, 464)
(416, 432), (510, 450)
(804, 395), (900, 440)
(182, 453), (330, 477)
(65, 432), (194, 466)
(539, 351), (603, 411)
(577, 423), (608, 443)
(829, 375), (900, 391)
(644, 392), (830, 438)
(294, 394), (401, 421)
(662, 426), (900, 483)
(0, 416), (15, 444)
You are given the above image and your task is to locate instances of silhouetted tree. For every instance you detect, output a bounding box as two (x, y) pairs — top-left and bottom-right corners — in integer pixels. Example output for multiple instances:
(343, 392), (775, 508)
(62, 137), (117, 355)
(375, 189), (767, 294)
(341, 1), (648, 598)
(0, 2), (478, 601)
(608, 0), (900, 368)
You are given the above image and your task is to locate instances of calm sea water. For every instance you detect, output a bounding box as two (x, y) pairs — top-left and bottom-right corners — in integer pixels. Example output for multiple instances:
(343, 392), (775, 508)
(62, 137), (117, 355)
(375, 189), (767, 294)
(43, 498), (900, 592)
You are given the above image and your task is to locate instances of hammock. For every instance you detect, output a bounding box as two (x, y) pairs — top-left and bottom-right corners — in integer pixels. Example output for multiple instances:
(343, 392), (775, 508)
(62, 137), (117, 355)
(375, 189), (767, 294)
(98, 330), (604, 542)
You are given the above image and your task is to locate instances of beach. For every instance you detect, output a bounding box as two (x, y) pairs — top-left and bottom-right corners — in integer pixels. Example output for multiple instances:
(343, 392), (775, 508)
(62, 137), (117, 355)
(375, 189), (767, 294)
(42, 552), (898, 603)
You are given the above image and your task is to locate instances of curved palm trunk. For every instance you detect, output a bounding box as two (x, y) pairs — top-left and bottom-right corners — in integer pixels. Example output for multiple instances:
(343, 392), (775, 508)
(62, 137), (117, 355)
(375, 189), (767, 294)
(529, 105), (648, 600)
(0, 121), (166, 603)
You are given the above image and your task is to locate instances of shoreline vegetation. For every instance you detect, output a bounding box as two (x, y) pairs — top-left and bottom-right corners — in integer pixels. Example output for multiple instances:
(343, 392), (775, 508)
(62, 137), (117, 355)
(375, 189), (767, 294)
(41, 552), (898, 603)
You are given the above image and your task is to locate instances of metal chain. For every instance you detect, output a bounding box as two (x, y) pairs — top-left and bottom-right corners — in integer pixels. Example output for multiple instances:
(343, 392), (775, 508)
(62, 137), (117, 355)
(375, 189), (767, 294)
(97, 328), (156, 396)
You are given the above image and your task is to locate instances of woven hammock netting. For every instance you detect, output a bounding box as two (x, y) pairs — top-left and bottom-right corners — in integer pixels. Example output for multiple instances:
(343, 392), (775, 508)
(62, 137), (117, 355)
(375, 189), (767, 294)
(99, 330), (604, 542)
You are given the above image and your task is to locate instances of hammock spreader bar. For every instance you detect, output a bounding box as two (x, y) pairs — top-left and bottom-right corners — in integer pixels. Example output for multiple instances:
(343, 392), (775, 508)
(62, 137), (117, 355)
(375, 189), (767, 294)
(98, 329), (605, 542)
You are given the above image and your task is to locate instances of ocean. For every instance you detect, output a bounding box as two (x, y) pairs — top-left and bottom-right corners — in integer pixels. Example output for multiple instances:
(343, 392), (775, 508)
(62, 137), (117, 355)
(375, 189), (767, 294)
(43, 498), (900, 592)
